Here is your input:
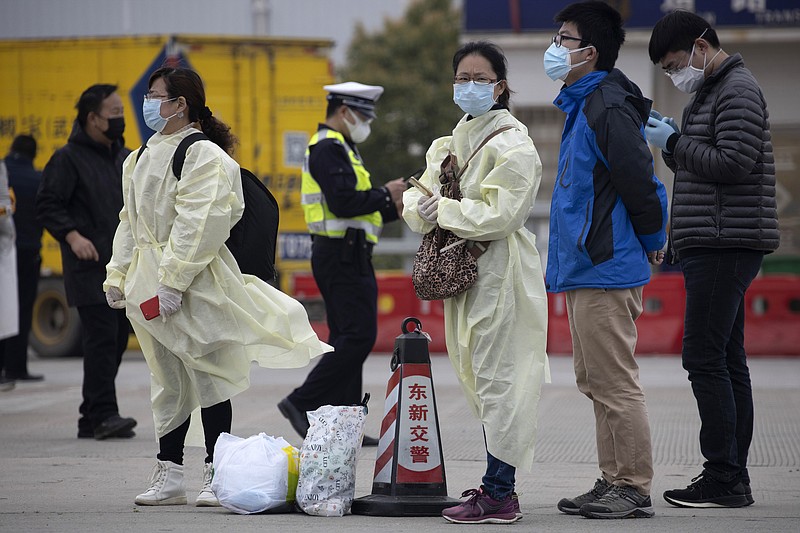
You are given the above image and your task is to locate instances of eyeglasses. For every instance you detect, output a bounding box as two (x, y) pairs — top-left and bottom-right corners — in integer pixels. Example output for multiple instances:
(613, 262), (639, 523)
(663, 54), (692, 76)
(453, 76), (498, 86)
(143, 93), (176, 102)
(552, 34), (588, 48)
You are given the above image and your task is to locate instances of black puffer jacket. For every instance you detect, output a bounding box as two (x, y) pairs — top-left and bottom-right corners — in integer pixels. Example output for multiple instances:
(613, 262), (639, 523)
(663, 53), (779, 256)
(37, 121), (130, 307)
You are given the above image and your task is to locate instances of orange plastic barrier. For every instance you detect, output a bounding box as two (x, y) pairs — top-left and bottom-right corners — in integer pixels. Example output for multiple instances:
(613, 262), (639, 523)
(292, 273), (800, 357)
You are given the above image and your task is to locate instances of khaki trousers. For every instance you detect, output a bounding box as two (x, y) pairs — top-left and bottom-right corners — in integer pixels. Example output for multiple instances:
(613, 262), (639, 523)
(565, 286), (653, 495)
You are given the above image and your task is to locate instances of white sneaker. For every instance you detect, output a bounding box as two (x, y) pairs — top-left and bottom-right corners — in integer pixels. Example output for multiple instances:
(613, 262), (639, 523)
(196, 462), (220, 507)
(135, 460), (187, 506)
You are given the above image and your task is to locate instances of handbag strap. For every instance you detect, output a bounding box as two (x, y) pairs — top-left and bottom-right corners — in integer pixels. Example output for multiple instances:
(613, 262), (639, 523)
(455, 125), (515, 180)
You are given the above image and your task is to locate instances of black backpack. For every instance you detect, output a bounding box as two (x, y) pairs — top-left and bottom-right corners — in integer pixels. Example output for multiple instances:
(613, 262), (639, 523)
(136, 133), (279, 282)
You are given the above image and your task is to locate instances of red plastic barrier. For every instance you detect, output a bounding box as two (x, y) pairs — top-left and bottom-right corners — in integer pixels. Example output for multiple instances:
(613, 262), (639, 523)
(638, 273), (686, 354)
(292, 272), (800, 357)
(743, 275), (800, 355)
(290, 272), (448, 354)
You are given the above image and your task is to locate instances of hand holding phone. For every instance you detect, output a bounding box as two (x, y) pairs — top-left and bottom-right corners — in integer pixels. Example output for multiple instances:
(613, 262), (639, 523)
(140, 295), (160, 321)
(408, 177), (433, 197)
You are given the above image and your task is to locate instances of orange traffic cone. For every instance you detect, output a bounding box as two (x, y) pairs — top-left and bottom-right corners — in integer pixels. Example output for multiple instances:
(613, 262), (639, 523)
(351, 317), (460, 516)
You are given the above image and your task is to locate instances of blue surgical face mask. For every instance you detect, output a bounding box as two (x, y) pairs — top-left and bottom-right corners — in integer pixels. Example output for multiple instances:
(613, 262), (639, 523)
(142, 97), (177, 133)
(453, 81), (498, 117)
(543, 42), (593, 81)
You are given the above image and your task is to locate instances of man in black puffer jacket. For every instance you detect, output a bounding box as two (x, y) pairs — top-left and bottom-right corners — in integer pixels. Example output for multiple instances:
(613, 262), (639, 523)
(37, 84), (137, 441)
(646, 11), (779, 509)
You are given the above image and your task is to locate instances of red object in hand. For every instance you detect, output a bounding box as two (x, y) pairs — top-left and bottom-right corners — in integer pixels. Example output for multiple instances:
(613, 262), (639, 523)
(140, 295), (160, 321)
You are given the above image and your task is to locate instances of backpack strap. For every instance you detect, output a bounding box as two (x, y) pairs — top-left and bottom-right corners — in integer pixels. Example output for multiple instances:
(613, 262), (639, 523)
(172, 132), (210, 180)
(136, 145), (147, 162)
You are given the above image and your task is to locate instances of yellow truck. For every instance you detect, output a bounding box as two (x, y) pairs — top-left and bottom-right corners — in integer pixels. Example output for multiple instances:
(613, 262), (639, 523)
(0, 35), (332, 356)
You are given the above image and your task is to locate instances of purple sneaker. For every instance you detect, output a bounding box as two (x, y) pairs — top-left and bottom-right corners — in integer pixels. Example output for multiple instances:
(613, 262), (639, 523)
(442, 487), (520, 524)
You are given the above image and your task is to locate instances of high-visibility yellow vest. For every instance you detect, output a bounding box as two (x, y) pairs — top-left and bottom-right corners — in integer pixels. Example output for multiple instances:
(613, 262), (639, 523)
(301, 128), (383, 244)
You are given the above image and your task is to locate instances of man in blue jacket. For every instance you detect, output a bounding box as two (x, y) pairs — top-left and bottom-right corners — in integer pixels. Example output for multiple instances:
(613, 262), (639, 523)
(543, 1), (667, 520)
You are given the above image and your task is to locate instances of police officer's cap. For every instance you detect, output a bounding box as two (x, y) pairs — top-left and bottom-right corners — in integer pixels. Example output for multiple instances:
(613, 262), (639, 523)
(324, 81), (384, 119)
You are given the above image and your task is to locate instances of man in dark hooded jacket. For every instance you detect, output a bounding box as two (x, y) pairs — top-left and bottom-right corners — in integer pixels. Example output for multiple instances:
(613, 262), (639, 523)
(1, 135), (44, 382)
(543, 1), (668, 520)
(37, 84), (137, 440)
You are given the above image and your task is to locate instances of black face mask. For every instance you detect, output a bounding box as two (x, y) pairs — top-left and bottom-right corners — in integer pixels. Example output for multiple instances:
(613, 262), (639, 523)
(103, 116), (125, 141)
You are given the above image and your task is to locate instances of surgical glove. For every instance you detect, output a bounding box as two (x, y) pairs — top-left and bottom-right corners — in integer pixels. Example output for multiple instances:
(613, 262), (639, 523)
(418, 193), (441, 224)
(105, 286), (126, 309)
(646, 116), (679, 152)
(649, 109), (663, 121)
(664, 116), (680, 133)
(156, 284), (183, 319)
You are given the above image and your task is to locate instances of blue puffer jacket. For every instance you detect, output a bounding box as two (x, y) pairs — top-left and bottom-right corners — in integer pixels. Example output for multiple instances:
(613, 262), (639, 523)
(546, 69), (667, 293)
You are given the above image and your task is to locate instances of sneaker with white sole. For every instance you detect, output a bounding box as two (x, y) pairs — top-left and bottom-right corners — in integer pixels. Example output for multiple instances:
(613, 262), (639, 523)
(663, 471), (749, 508)
(196, 462), (221, 507)
(557, 478), (611, 515)
(579, 484), (655, 519)
(441, 486), (520, 524)
(135, 460), (187, 506)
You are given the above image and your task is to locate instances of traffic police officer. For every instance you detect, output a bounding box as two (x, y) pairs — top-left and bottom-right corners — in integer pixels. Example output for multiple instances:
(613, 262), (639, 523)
(278, 82), (405, 446)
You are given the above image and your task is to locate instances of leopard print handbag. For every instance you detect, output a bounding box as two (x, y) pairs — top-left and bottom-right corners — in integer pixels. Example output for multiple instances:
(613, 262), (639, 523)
(411, 126), (513, 300)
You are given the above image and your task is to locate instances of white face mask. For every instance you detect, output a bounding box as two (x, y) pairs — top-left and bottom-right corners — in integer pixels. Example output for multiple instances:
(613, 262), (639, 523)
(453, 81), (498, 117)
(142, 97), (178, 133)
(543, 42), (593, 81)
(344, 108), (371, 143)
(668, 30), (722, 94)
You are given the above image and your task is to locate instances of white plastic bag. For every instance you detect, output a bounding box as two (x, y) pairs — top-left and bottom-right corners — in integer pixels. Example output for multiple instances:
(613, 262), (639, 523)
(212, 432), (299, 514)
(296, 404), (367, 516)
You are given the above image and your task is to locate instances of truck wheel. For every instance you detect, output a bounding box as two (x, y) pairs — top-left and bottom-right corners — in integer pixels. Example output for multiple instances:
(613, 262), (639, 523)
(30, 278), (83, 358)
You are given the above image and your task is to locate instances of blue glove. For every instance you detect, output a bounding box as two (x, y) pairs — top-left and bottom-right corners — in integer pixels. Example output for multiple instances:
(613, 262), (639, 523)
(646, 116), (679, 152)
(650, 110), (680, 134)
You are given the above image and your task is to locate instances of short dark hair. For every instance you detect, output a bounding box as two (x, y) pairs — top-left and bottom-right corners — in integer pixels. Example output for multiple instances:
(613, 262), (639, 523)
(649, 10), (720, 64)
(554, 1), (625, 72)
(76, 84), (117, 128)
(325, 100), (344, 119)
(452, 41), (512, 106)
(10, 134), (36, 160)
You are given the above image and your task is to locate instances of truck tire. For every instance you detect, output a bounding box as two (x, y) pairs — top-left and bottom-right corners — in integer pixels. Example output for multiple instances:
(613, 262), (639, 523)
(30, 277), (83, 358)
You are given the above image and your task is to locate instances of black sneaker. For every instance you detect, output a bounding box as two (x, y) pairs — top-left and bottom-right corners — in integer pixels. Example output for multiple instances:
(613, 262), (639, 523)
(743, 483), (754, 506)
(580, 485), (655, 519)
(663, 471), (749, 508)
(557, 478), (611, 515)
(0, 376), (15, 392)
(277, 398), (310, 439)
(79, 427), (136, 439)
(93, 415), (137, 440)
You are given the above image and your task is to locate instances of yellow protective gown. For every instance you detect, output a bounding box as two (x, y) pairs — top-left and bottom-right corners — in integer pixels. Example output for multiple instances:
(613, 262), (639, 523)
(402, 110), (549, 471)
(104, 127), (331, 443)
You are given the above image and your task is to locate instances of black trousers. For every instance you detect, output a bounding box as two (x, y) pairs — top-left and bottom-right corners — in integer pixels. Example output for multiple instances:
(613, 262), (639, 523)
(157, 400), (232, 464)
(0, 248), (40, 376)
(288, 236), (377, 411)
(76, 303), (130, 430)
(680, 248), (764, 484)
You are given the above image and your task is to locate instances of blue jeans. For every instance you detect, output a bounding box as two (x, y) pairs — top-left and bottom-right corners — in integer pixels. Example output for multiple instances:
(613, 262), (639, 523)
(482, 450), (515, 500)
(680, 248), (764, 484)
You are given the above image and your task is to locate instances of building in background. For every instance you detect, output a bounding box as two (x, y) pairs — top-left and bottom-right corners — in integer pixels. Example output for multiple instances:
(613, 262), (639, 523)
(462, 0), (800, 267)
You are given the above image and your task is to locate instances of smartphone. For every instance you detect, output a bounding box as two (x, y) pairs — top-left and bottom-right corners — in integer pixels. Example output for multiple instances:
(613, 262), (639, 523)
(408, 177), (433, 197)
(140, 295), (160, 321)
